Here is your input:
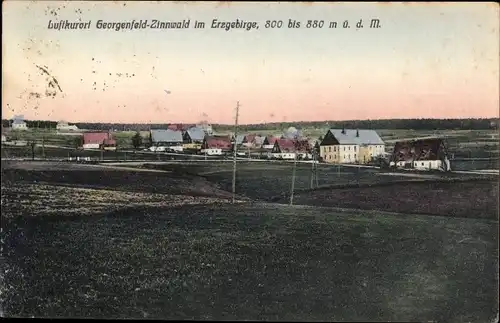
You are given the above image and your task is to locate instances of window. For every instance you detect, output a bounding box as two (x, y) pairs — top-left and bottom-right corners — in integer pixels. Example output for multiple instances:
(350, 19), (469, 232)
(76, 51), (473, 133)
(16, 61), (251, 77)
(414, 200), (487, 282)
(343, 146), (346, 151)
(354, 154), (357, 159)
(334, 146), (336, 152)
(421, 162), (424, 166)
(354, 146), (357, 151)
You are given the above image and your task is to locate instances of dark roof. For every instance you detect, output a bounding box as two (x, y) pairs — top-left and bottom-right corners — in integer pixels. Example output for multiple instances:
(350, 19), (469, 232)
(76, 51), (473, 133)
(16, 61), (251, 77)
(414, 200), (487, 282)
(327, 129), (384, 145)
(235, 134), (245, 145)
(391, 138), (447, 162)
(185, 127), (205, 141)
(150, 129), (183, 143)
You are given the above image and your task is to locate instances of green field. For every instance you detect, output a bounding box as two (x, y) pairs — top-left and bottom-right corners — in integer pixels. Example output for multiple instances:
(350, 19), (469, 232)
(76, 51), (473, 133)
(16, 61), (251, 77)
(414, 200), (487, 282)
(1, 160), (498, 321)
(2, 201), (498, 321)
(142, 161), (496, 201)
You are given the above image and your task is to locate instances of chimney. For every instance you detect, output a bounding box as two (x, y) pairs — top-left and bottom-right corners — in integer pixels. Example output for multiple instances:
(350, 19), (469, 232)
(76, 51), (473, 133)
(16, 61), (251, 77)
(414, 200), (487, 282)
(341, 126), (346, 135)
(356, 129), (359, 137)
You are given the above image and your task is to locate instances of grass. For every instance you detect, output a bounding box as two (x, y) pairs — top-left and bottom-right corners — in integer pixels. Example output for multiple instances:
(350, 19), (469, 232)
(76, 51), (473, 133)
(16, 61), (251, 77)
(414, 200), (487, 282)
(142, 162), (497, 205)
(279, 178), (499, 220)
(2, 201), (498, 321)
(1, 153), (498, 321)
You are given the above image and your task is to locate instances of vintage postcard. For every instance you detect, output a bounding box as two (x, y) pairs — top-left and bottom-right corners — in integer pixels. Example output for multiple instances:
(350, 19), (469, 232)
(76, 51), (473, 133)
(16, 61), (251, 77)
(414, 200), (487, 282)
(1, 1), (499, 321)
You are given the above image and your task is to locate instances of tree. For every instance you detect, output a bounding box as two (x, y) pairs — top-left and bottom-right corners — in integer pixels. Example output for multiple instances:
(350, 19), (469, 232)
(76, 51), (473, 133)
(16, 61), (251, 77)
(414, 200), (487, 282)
(73, 136), (83, 149)
(131, 131), (143, 150)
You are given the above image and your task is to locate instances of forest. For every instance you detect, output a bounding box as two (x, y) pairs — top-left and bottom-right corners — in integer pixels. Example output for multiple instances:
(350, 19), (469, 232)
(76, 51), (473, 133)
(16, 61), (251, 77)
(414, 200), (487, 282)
(2, 118), (498, 132)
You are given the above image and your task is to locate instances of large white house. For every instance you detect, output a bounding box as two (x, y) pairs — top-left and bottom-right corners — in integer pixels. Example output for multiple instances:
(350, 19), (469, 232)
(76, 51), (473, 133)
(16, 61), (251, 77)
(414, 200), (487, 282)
(319, 128), (385, 164)
(11, 115), (28, 130)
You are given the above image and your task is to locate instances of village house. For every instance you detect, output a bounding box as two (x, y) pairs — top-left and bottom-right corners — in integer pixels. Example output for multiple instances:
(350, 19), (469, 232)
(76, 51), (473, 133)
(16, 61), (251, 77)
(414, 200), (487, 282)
(149, 129), (183, 152)
(82, 132), (116, 150)
(233, 134), (245, 147)
(320, 128), (385, 164)
(271, 138), (312, 160)
(56, 121), (79, 131)
(196, 123), (213, 135)
(262, 136), (279, 150)
(241, 134), (265, 149)
(182, 127), (206, 150)
(201, 135), (233, 156)
(390, 138), (451, 171)
(11, 115), (28, 130)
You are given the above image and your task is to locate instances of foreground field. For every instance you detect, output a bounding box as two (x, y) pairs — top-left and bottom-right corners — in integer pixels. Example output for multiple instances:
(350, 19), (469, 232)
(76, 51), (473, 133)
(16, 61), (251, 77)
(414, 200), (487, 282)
(1, 160), (498, 321)
(2, 201), (497, 321)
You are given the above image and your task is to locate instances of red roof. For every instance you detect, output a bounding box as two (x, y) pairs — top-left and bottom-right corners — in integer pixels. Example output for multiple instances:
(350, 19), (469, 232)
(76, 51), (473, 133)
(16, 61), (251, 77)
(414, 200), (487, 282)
(243, 134), (257, 143)
(83, 132), (113, 145)
(203, 136), (232, 149)
(273, 138), (311, 153)
(264, 136), (279, 145)
(275, 139), (296, 152)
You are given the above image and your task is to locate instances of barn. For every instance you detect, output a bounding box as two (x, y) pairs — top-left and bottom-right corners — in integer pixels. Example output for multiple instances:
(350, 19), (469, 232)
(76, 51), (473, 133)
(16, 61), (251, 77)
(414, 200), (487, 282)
(82, 132), (116, 150)
(390, 138), (451, 172)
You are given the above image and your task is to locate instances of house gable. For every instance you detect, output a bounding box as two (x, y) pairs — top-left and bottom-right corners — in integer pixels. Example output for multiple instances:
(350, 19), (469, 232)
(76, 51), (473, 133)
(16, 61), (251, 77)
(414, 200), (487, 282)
(320, 130), (340, 146)
(271, 141), (281, 153)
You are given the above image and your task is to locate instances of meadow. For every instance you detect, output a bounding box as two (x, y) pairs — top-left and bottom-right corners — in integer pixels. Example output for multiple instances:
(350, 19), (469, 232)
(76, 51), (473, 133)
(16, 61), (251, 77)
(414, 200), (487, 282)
(2, 198), (498, 321)
(1, 127), (498, 321)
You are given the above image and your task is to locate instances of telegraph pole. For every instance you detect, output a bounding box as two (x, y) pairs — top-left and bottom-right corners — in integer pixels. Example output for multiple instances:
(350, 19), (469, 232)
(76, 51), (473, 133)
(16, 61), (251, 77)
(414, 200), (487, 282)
(231, 101), (240, 204)
(290, 152), (298, 205)
(310, 151), (318, 189)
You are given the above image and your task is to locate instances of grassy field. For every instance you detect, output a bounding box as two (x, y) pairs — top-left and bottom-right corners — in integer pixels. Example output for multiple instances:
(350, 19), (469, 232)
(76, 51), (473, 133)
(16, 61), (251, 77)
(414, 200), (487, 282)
(2, 196), (498, 321)
(141, 161), (497, 208)
(1, 150), (498, 320)
(0, 161), (498, 322)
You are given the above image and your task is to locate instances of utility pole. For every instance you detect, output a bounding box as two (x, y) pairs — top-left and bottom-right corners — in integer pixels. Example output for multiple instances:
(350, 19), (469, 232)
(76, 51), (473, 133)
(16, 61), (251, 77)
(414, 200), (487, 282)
(231, 101), (240, 204)
(290, 152), (298, 205)
(310, 151), (318, 189)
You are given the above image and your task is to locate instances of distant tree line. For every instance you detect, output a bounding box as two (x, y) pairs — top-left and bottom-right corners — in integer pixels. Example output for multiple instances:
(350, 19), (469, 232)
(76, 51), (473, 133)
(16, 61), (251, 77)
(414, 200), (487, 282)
(2, 118), (498, 131)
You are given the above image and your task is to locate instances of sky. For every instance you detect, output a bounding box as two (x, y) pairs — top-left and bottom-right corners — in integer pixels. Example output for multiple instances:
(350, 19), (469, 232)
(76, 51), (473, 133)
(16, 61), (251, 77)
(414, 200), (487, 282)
(2, 1), (499, 124)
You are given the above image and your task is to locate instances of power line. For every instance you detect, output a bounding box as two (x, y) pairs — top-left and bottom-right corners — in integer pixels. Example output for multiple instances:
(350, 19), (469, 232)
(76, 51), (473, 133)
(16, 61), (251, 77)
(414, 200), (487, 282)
(232, 101), (240, 204)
